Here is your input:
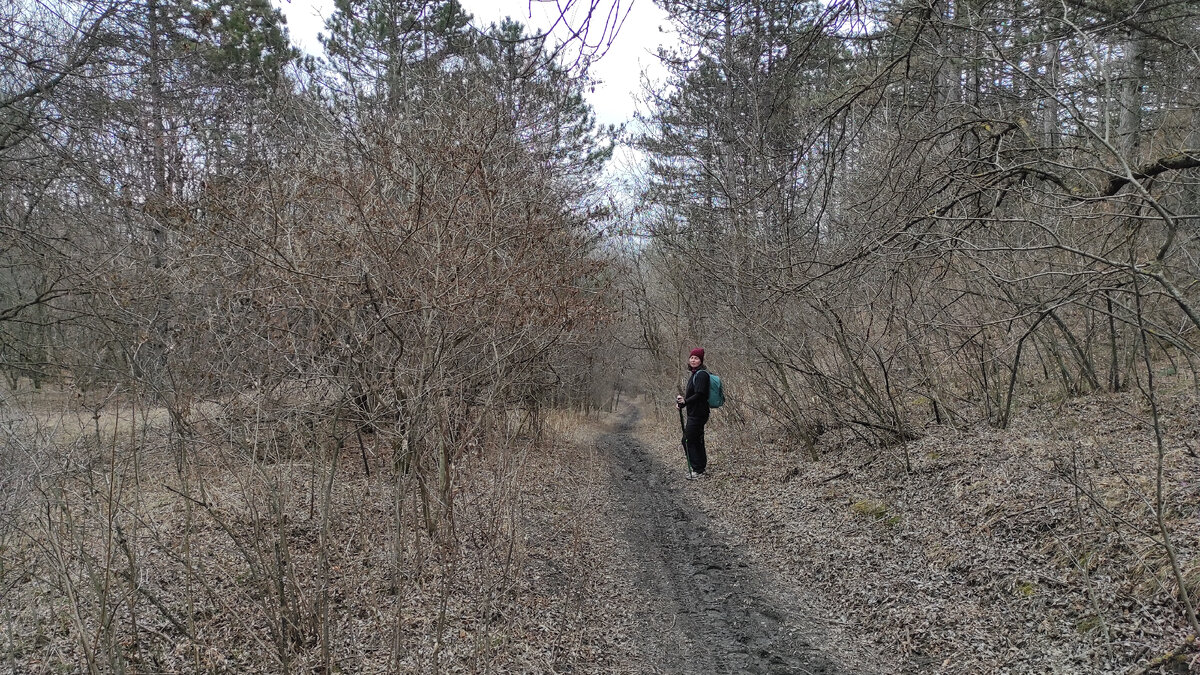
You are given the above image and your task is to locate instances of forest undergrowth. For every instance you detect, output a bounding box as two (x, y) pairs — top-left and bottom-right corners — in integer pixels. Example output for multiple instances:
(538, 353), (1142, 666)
(0, 389), (634, 674)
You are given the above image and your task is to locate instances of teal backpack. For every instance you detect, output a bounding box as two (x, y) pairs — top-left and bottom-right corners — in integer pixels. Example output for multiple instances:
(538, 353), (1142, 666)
(707, 372), (725, 408)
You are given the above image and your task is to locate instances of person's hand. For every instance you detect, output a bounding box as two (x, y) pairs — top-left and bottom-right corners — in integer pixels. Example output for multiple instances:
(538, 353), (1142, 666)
(676, 394), (684, 407)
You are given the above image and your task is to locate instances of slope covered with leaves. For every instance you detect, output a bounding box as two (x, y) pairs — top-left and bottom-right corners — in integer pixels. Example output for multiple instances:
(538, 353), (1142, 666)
(631, 387), (1200, 674)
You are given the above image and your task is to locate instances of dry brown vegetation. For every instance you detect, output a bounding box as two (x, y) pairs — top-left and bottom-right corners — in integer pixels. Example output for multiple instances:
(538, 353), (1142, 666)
(2, 3), (632, 670)
(9, 380), (1200, 673)
(623, 2), (1200, 669)
(0, 390), (638, 673)
(4, 0), (1200, 672)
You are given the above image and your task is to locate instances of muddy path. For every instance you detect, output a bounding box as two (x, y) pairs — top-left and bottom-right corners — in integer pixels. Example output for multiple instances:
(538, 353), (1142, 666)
(601, 407), (850, 675)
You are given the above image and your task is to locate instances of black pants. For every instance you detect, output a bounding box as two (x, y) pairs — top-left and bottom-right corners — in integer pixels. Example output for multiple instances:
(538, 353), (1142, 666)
(684, 411), (708, 473)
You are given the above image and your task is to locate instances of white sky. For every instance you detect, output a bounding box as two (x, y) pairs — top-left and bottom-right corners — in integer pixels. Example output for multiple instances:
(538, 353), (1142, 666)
(272, 0), (677, 129)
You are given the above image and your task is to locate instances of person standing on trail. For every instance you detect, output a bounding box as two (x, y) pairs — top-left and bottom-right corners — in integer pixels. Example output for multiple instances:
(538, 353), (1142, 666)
(676, 348), (709, 479)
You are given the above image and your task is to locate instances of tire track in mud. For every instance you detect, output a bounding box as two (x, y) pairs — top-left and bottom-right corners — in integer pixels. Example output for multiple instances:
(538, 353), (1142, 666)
(602, 407), (843, 675)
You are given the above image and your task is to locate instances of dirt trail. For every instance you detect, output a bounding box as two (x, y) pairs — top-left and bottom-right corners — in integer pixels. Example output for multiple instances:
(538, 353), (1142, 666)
(601, 407), (850, 675)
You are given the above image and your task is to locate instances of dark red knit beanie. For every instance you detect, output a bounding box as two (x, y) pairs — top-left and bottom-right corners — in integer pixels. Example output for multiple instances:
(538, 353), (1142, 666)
(690, 348), (705, 362)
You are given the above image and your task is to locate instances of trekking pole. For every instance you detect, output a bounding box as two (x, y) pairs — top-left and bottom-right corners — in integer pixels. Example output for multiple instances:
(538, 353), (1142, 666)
(678, 404), (693, 473)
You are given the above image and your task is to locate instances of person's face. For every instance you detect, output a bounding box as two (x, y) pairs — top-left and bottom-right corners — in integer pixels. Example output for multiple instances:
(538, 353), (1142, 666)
(688, 355), (702, 368)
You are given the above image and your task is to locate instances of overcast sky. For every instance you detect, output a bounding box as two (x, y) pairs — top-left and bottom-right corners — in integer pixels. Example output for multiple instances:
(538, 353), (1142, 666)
(272, 0), (676, 129)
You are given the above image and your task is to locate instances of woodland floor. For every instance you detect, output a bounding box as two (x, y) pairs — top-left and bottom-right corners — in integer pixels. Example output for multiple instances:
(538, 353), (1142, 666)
(589, 390), (1200, 675)
(5, 386), (1200, 673)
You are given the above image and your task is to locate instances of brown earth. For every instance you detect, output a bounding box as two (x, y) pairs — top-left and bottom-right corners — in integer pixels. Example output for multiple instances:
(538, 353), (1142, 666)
(594, 407), (864, 674)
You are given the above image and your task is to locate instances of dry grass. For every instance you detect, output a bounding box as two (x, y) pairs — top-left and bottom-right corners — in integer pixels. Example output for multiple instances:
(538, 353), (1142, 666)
(0, 389), (635, 674)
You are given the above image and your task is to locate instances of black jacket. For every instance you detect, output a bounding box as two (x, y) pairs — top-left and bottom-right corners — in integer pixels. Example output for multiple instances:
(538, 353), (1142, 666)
(681, 367), (710, 417)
